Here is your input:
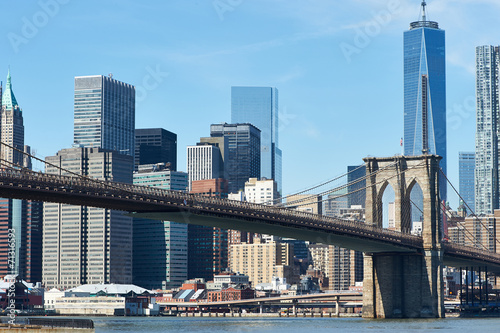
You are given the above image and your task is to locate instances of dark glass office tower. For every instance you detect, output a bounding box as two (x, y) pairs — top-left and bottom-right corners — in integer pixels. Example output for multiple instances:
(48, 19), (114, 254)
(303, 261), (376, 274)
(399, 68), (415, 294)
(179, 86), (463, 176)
(459, 152), (475, 214)
(135, 128), (177, 171)
(347, 165), (366, 208)
(404, 1), (446, 201)
(231, 87), (282, 195)
(210, 123), (261, 194)
(133, 164), (188, 290)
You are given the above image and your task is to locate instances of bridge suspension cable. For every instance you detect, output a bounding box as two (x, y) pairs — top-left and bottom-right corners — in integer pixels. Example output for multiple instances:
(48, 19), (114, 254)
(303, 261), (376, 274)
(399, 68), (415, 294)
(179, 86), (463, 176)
(269, 163), (369, 206)
(288, 161), (428, 227)
(0, 141), (149, 199)
(439, 168), (500, 250)
(433, 191), (486, 250)
(280, 161), (399, 208)
(398, 168), (487, 249)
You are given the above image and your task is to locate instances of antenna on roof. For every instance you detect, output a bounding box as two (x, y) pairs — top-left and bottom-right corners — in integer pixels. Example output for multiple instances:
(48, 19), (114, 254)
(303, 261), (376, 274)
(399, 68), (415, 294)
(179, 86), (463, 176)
(108, 73), (113, 79)
(421, 1), (427, 22)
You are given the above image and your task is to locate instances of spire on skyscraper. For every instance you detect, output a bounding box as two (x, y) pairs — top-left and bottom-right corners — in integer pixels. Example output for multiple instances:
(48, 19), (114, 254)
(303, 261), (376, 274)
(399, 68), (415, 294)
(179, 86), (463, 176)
(1, 68), (19, 110)
(421, 1), (427, 22)
(410, 0), (438, 29)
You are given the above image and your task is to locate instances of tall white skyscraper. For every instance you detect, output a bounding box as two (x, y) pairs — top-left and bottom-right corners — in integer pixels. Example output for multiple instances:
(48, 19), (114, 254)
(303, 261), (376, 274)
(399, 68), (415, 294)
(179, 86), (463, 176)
(186, 144), (222, 190)
(475, 46), (500, 214)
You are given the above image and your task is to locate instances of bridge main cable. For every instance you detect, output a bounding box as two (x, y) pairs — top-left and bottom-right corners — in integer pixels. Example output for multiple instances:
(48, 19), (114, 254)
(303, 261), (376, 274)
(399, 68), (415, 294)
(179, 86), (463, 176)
(273, 163), (369, 205)
(0, 141), (154, 199)
(281, 161), (399, 208)
(439, 168), (500, 250)
(289, 160), (427, 211)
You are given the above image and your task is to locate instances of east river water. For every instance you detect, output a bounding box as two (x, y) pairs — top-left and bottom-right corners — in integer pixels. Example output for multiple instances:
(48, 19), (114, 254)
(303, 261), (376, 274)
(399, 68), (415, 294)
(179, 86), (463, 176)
(89, 316), (500, 333)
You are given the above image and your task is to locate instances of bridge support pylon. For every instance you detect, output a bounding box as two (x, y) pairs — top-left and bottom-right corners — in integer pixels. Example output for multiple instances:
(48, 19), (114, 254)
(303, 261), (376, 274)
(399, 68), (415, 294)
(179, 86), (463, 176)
(362, 155), (445, 318)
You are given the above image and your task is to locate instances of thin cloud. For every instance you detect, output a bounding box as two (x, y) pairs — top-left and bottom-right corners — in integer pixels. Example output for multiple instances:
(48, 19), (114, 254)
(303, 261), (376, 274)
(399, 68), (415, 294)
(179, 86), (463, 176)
(158, 28), (340, 65)
(274, 69), (304, 85)
(302, 121), (321, 140)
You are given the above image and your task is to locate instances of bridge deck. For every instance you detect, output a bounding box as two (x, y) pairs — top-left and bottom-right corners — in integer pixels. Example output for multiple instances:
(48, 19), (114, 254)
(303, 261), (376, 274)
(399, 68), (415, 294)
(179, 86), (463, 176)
(0, 169), (500, 270)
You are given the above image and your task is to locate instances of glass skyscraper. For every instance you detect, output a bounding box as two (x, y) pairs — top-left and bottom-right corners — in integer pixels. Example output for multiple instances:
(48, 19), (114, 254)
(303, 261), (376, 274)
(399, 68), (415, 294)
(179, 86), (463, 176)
(210, 123), (261, 193)
(459, 152), (475, 214)
(347, 165), (366, 208)
(475, 46), (500, 214)
(404, 2), (446, 201)
(135, 128), (177, 171)
(74, 75), (135, 157)
(231, 87), (282, 195)
(133, 164), (188, 290)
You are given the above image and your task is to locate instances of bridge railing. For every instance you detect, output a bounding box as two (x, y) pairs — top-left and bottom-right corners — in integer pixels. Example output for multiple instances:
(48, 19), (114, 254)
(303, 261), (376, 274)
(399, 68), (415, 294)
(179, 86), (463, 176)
(0, 168), (424, 247)
(442, 241), (500, 264)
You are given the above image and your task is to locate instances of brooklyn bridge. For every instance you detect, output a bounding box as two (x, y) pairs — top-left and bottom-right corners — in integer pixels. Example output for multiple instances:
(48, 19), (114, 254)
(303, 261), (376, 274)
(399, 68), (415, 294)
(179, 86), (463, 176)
(0, 153), (499, 318)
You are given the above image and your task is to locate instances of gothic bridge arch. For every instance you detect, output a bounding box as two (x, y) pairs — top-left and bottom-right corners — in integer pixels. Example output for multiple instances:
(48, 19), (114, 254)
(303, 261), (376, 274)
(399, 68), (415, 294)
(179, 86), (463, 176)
(362, 154), (444, 319)
(364, 154), (442, 247)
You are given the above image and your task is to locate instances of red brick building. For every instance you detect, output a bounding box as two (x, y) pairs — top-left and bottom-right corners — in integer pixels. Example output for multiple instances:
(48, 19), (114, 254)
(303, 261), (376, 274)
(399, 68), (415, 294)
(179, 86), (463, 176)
(180, 280), (206, 291)
(207, 286), (255, 302)
(190, 179), (228, 198)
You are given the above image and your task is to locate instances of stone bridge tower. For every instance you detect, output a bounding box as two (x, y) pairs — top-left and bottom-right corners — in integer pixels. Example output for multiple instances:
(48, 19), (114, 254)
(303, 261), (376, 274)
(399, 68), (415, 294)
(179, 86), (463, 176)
(362, 155), (444, 318)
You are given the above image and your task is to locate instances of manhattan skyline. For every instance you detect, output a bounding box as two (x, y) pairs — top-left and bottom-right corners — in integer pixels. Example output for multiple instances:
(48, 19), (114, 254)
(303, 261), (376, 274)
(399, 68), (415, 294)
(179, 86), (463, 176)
(2, 1), (500, 200)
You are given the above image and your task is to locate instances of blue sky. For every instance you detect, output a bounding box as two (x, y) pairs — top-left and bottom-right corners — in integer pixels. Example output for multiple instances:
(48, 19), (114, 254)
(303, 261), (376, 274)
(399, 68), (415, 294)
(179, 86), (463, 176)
(2, 0), (500, 207)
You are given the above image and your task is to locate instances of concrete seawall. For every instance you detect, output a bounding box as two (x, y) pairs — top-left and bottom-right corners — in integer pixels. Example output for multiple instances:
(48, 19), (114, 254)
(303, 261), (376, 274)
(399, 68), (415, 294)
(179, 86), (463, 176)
(0, 322), (95, 332)
(0, 324), (94, 332)
(177, 312), (361, 318)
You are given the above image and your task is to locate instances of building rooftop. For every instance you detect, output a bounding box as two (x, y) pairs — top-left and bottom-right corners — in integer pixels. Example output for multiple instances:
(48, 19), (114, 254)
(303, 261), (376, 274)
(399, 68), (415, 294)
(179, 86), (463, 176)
(67, 283), (153, 296)
(1, 69), (19, 110)
(0, 275), (39, 291)
(409, 20), (439, 29)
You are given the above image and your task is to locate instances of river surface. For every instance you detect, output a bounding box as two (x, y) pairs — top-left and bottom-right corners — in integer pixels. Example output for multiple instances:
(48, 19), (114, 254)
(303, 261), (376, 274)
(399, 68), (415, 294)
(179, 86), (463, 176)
(89, 316), (500, 333)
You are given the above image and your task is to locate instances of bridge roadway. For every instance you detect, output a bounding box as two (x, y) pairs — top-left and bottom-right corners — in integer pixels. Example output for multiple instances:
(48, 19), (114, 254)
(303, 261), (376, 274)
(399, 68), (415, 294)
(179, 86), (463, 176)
(1, 168), (500, 272)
